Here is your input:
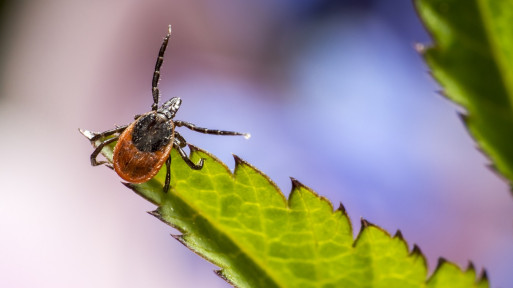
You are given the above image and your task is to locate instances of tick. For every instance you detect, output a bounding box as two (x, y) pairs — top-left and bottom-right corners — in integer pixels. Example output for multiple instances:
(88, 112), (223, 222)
(84, 25), (249, 193)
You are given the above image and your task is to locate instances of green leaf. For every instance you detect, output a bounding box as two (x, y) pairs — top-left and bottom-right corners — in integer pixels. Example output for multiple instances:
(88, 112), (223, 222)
(81, 129), (488, 287)
(415, 0), (513, 190)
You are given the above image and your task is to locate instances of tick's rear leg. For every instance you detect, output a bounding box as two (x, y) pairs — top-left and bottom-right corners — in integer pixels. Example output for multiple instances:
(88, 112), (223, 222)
(173, 141), (204, 170)
(91, 137), (118, 167)
(174, 131), (187, 148)
(89, 125), (128, 142)
(163, 156), (171, 193)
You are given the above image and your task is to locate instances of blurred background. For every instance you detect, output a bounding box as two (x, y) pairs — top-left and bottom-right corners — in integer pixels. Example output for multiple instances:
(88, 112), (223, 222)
(0, 0), (512, 287)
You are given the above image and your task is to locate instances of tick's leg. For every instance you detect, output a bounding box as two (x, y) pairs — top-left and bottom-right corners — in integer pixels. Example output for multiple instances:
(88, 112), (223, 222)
(163, 156), (171, 193)
(173, 141), (204, 170)
(174, 120), (249, 138)
(89, 125), (128, 142)
(152, 25), (172, 111)
(174, 131), (187, 148)
(91, 137), (118, 166)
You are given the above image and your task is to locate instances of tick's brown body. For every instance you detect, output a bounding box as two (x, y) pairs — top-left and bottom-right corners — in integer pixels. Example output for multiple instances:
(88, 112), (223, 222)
(85, 26), (249, 193)
(113, 112), (174, 183)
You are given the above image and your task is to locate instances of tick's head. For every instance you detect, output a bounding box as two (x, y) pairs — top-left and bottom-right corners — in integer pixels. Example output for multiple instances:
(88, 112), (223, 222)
(158, 97), (182, 119)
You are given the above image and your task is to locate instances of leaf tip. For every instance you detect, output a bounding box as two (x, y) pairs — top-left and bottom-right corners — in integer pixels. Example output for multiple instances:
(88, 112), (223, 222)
(79, 128), (96, 141)
(121, 181), (137, 190)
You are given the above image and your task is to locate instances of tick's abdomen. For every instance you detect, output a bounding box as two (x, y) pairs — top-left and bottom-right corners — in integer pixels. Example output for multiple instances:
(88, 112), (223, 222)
(113, 112), (174, 183)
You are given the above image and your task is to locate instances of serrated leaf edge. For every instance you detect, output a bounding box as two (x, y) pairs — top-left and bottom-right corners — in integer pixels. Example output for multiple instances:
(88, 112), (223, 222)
(413, 0), (513, 195)
(81, 129), (487, 287)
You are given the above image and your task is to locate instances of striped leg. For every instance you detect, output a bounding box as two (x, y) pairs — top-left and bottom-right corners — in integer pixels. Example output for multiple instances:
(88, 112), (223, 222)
(174, 120), (249, 137)
(152, 25), (172, 111)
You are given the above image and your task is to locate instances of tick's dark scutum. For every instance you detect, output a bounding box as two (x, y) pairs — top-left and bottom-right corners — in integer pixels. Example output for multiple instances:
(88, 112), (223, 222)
(132, 113), (173, 152)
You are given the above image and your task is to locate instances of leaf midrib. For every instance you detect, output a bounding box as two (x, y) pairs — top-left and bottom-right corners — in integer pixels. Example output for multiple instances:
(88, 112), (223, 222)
(476, 0), (513, 110)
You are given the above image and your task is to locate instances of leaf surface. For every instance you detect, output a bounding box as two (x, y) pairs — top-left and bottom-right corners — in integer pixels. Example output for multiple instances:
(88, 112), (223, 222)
(81, 130), (488, 287)
(415, 0), (513, 189)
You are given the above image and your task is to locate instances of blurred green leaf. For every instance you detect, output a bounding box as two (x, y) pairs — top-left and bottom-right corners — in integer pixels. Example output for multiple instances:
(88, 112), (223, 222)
(415, 0), (513, 191)
(81, 130), (488, 287)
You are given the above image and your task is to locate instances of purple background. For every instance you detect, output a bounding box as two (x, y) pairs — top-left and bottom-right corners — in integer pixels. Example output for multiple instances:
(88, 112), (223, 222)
(0, 1), (512, 287)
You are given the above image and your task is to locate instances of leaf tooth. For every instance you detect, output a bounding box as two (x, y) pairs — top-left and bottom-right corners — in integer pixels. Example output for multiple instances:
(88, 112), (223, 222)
(78, 128), (96, 140)
(233, 154), (244, 166)
(214, 270), (237, 287)
(178, 143), (231, 173)
(434, 257), (448, 273)
(288, 177), (334, 212)
(356, 217), (370, 243)
(148, 209), (163, 220)
(457, 112), (469, 125)
(414, 42), (427, 54)
(171, 234), (187, 246)
(409, 244), (428, 269)
(360, 218), (372, 229)
(454, 113), (509, 182)
(336, 202), (347, 214)
(391, 229), (413, 257)
(434, 89), (445, 97)
(410, 244), (423, 257)
(290, 177), (304, 190)
(331, 202), (352, 235)
(433, 88), (456, 105)
(466, 261), (476, 273)
(353, 218), (385, 247)
(188, 143), (200, 153)
(426, 257), (451, 285)
(233, 154), (282, 195)
(232, 154), (257, 171)
(484, 162), (511, 184)
(353, 217), (372, 247)
(478, 268), (489, 284)
(393, 230), (404, 240)
(362, 218), (390, 237)
(485, 163), (499, 175)
(148, 209), (176, 226)
(214, 269), (224, 278)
